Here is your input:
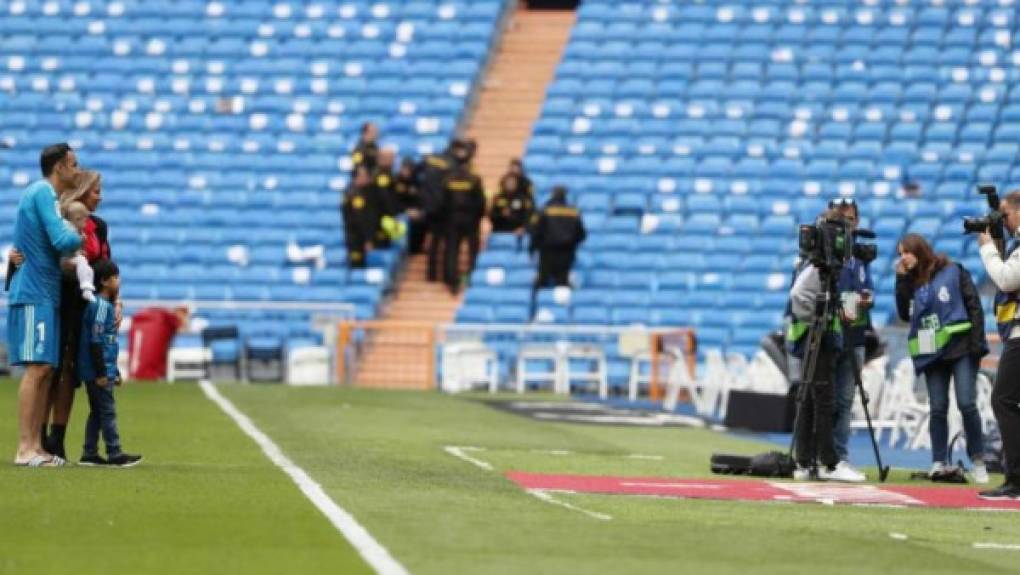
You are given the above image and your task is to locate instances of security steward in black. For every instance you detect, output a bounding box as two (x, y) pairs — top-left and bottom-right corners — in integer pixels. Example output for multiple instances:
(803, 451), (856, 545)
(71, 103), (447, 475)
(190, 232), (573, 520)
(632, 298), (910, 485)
(395, 157), (426, 254)
(370, 148), (399, 248)
(350, 121), (379, 176)
(418, 140), (458, 281)
(442, 142), (485, 294)
(530, 186), (586, 288)
(342, 166), (376, 268)
(490, 173), (535, 253)
(507, 157), (535, 198)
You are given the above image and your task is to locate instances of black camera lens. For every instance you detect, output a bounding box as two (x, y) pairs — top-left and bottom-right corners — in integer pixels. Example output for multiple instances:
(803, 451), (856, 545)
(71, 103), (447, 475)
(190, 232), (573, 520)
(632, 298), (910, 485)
(853, 243), (877, 264)
(962, 216), (987, 233)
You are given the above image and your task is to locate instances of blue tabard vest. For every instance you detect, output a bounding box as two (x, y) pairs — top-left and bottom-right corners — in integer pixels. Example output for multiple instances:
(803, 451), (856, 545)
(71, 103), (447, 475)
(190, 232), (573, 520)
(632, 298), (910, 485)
(837, 257), (873, 347)
(907, 264), (972, 372)
(994, 242), (1020, 341)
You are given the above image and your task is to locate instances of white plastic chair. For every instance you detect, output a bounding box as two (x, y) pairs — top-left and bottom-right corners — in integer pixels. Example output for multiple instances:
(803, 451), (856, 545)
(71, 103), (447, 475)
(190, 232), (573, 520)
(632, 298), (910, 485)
(564, 343), (607, 398)
(662, 345), (697, 413)
(627, 351), (653, 402)
(745, 349), (789, 394)
(976, 372), (997, 435)
(286, 346), (333, 386)
(441, 342), (499, 393)
(704, 349), (735, 420)
(516, 344), (559, 394)
(883, 358), (929, 450)
(166, 346), (212, 382)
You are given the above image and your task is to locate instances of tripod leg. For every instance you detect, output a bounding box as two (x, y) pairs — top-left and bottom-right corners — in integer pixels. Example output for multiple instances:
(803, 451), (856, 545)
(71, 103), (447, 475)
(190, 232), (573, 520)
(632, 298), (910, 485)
(847, 345), (890, 482)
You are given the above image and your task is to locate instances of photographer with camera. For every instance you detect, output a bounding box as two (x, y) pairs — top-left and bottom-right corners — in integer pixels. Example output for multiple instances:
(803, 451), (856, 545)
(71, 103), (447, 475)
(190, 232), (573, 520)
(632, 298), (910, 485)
(975, 189), (1020, 499)
(895, 234), (988, 483)
(787, 208), (866, 482)
(829, 198), (872, 482)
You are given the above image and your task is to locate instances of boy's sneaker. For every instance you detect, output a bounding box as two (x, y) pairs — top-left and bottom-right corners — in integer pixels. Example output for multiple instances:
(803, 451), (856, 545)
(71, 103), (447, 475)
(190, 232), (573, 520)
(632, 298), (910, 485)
(929, 461), (946, 477)
(972, 462), (990, 485)
(978, 483), (1020, 500)
(107, 453), (143, 468)
(79, 454), (107, 466)
(819, 461), (867, 483)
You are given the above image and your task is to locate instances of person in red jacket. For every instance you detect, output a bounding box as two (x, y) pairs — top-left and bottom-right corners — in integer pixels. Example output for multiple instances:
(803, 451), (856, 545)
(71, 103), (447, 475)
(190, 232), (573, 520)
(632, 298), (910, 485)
(128, 306), (190, 380)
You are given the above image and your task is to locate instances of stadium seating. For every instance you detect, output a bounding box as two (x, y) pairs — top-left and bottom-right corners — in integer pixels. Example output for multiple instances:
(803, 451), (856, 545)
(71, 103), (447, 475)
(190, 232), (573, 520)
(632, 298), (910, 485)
(462, 0), (1015, 358)
(0, 0), (507, 350)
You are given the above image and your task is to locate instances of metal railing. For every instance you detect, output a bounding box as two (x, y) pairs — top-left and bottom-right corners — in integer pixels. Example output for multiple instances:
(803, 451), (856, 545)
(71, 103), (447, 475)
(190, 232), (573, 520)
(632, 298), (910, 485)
(336, 320), (696, 397)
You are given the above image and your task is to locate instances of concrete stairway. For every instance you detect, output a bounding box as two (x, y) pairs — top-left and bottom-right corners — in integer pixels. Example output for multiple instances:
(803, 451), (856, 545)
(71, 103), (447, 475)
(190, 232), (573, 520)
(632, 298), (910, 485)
(468, 7), (577, 191)
(353, 4), (575, 389)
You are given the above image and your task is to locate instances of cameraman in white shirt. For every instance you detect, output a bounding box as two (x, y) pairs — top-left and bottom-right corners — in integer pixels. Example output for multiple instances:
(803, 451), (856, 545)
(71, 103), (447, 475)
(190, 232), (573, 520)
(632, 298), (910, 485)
(977, 190), (1020, 499)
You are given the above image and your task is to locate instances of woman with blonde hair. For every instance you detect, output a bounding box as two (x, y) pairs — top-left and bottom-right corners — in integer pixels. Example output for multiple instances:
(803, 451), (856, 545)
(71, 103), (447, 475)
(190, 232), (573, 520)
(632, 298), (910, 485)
(44, 169), (115, 461)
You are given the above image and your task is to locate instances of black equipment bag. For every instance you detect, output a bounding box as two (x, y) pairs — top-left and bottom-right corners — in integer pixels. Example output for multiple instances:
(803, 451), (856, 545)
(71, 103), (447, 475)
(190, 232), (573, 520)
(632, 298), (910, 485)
(711, 451), (795, 478)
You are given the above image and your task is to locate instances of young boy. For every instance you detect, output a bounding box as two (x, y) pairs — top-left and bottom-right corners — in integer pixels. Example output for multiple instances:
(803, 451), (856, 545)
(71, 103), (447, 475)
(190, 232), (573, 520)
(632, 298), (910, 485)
(78, 259), (142, 467)
(62, 201), (96, 302)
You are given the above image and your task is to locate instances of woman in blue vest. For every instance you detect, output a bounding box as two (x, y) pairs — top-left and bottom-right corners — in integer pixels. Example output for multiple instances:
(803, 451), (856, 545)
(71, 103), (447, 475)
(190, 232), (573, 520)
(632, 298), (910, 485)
(895, 233), (988, 483)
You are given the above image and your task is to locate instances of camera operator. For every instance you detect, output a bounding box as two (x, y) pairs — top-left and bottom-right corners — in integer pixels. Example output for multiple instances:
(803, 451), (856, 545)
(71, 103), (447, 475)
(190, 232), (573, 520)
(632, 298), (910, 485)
(829, 198), (872, 482)
(783, 259), (810, 392)
(788, 208), (862, 482)
(977, 190), (1020, 499)
(895, 234), (988, 483)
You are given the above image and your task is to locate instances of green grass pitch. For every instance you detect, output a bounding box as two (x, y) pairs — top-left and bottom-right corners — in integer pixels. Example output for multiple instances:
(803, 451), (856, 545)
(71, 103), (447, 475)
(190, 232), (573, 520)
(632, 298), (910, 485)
(1, 380), (1018, 574)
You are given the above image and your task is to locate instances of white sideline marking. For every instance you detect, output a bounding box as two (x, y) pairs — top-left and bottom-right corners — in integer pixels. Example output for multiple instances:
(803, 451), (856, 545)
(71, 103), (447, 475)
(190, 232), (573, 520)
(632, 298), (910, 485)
(528, 489), (613, 521)
(531, 449), (573, 456)
(627, 454), (664, 461)
(199, 381), (410, 575)
(889, 532), (909, 541)
(443, 445), (493, 471)
(973, 542), (1020, 551)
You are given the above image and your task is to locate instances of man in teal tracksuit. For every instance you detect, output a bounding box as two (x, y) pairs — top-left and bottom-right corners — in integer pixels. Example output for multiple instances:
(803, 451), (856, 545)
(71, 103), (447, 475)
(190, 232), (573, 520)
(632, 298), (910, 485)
(9, 143), (81, 467)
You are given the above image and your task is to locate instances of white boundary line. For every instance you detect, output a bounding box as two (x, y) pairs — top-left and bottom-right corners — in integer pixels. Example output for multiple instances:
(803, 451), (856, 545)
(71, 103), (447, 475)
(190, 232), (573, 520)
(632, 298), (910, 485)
(531, 449), (573, 456)
(627, 454), (665, 461)
(199, 381), (410, 575)
(438, 446), (610, 520)
(443, 446), (494, 471)
(527, 490), (613, 521)
(973, 542), (1020, 551)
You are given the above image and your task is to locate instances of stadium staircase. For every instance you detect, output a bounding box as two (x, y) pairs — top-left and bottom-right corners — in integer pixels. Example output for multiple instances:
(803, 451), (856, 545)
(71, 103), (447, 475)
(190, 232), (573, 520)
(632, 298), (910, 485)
(467, 7), (577, 191)
(354, 3), (574, 388)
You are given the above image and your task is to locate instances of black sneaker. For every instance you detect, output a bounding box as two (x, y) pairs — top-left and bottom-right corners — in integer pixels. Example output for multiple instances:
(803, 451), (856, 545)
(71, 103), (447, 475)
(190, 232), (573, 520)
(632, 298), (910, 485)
(978, 483), (1020, 500)
(79, 454), (107, 467)
(107, 453), (143, 468)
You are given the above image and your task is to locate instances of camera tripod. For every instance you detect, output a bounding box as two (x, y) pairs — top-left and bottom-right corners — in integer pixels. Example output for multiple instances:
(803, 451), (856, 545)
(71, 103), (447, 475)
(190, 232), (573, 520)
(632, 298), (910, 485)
(788, 268), (890, 482)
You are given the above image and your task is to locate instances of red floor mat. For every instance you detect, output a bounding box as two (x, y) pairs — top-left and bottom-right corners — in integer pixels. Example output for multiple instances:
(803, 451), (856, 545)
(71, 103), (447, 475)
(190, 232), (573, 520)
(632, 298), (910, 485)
(507, 471), (1020, 511)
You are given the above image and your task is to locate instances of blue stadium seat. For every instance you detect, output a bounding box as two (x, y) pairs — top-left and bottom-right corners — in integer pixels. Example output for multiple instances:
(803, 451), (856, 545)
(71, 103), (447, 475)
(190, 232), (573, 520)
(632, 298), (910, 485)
(441, 0), (1020, 356)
